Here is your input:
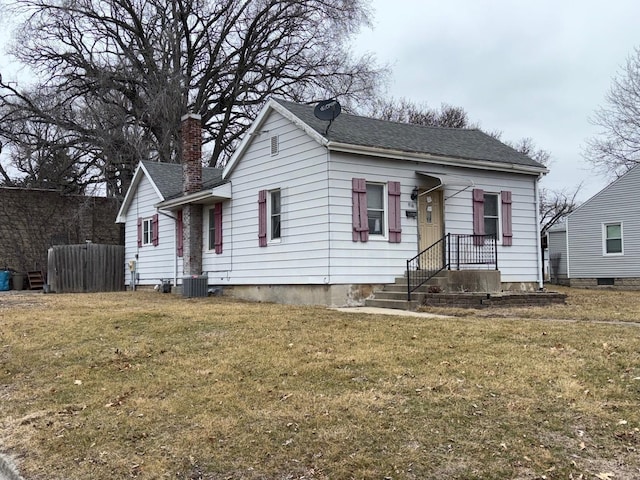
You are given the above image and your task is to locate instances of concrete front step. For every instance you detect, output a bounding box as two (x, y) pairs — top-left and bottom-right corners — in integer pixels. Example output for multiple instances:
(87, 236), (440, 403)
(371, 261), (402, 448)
(364, 298), (420, 311)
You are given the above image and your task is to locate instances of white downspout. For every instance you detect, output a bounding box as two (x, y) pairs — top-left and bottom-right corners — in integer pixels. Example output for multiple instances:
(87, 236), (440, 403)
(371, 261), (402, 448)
(534, 174), (544, 290)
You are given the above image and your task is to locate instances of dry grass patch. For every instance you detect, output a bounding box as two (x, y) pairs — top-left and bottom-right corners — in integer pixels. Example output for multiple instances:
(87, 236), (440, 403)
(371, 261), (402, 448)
(1, 290), (639, 479)
(420, 286), (640, 323)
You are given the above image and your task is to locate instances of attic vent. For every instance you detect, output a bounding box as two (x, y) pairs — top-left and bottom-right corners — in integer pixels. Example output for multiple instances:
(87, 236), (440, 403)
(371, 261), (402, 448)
(270, 135), (279, 156)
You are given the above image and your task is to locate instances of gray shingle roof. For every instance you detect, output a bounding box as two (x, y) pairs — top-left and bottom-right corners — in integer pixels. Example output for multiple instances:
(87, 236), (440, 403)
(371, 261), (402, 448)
(274, 99), (545, 169)
(141, 161), (223, 199)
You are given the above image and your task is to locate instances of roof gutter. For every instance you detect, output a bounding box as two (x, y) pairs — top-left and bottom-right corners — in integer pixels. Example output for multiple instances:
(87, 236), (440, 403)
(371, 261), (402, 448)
(325, 141), (549, 176)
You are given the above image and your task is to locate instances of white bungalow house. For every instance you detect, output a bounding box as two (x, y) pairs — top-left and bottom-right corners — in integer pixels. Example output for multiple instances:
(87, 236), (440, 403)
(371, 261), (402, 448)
(116, 98), (548, 306)
(547, 164), (640, 288)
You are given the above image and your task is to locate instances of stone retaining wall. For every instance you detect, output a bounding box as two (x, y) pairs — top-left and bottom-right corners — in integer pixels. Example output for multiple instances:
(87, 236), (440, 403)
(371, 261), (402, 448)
(423, 292), (567, 309)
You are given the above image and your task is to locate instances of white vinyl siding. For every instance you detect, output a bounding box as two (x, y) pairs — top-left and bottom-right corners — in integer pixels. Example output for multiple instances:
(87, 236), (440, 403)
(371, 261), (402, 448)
(122, 173), (179, 286)
(566, 164), (640, 278)
(219, 109), (330, 284)
(326, 152), (540, 284)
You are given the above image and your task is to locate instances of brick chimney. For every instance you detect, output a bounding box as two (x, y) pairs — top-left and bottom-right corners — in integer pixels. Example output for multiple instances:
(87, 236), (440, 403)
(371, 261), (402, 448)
(181, 113), (202, 195)
(180, 113), (203, 276)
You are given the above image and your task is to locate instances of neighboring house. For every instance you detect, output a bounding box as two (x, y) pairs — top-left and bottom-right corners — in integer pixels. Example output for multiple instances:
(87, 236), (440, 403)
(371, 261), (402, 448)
(116, 98), (548, 305)
(547, 164), (640, 288)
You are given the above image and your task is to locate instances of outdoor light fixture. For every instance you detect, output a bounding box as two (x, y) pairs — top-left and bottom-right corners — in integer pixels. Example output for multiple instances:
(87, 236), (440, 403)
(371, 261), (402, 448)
(411, 186), (419, 201)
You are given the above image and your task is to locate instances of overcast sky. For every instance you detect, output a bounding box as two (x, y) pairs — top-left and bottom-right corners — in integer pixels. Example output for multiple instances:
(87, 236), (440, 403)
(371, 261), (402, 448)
(353, 0), (640, 201)
(1, 1), (639, 202)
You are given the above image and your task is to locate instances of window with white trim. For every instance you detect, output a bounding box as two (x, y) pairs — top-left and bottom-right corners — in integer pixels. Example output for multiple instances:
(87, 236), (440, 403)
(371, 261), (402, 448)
(208, 208), (216, 251)
(142, 218), (154, 245)
(270, 189), (281, 241)
(367, 183), (385, 236)
(483, 193), (500, 239)
(603, 222), (623, 255)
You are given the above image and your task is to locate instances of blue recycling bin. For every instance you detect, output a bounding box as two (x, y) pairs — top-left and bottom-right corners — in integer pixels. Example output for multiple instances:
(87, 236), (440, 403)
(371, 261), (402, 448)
(0, 271), (10, 291)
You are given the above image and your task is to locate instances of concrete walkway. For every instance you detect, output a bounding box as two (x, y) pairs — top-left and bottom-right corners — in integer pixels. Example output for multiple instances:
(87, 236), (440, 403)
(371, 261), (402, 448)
(330, 306), (450, 318)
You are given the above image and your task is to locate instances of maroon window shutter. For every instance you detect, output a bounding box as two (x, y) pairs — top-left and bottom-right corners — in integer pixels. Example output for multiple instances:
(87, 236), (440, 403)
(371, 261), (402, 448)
(388, 181), (402, 243)
(152, 213), (159, 246)
(176, 210), (183, 257)
(472, 188), (485, 246)
(352, 178), (369, 242)
(214, 202), (223, 254)
(258, 190), (267, 247)
(137, 217), (142, 247)
(501, 190), (513, 246)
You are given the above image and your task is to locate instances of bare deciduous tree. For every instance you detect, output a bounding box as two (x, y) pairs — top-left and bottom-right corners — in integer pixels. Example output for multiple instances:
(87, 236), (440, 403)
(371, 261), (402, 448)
(367, 97), (475, 128)
(539, 185), (580, 235)
(585, 46), (640, 178)
(0, 0), (386, 198)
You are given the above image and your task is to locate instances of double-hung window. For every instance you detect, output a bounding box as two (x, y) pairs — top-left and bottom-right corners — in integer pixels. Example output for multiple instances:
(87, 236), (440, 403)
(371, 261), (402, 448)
(142, 218), (154, 245)
(483, 193), (499, 239)
(208, 209), (217, 251)
(270, 190), (281, 240)
(259, 189), (281, 246)
(603, 222), (623, 255)
(366, 183), (385, 236)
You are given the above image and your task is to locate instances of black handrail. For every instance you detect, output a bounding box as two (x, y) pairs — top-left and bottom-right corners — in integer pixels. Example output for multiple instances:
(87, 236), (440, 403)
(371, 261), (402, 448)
(406, 233), (497, 301)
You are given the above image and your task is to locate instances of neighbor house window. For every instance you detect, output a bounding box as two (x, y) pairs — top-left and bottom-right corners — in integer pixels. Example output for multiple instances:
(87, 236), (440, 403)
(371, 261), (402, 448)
(603, 222), (623, 255)
(366, 183), (385, 235)
(483, 193), (499, 239)
(270, 190), (281, 240)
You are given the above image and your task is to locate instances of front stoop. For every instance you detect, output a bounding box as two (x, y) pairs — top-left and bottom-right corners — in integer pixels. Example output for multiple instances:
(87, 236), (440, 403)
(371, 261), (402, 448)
(365, 270), (567, 311)
(364, 272), (448, 311)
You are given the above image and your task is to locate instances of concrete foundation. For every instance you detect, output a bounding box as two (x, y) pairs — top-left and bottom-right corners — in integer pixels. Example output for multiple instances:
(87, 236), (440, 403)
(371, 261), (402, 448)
(224, 283), (383, 307)
(447, 270), (502, 292)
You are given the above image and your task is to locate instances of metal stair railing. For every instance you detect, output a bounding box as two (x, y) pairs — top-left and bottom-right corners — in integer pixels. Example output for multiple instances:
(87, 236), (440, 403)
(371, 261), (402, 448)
(406, 234), (498, 301)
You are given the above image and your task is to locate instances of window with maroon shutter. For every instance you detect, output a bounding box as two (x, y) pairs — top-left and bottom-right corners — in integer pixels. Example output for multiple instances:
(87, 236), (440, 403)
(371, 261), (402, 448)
(214, 202), (223, 254)
(388, 181), (402, 243)
(352, 178), (369, 242)
(140, 217), (155, 246)
(258, 190), (267, 247)
(501, 191), (513, 246)
(176, 210), (183, 257)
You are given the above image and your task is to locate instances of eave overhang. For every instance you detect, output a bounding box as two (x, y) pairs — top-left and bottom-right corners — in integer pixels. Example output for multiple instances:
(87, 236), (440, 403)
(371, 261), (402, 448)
(154, 182), (231, 210)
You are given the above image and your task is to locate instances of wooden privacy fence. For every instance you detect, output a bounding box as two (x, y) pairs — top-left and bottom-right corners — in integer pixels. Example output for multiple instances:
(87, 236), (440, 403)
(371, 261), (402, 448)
(47, 244), (125, 293)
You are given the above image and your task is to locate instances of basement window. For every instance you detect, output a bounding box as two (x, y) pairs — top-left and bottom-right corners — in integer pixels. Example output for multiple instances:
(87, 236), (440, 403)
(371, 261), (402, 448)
(597, 278), (615, 286)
